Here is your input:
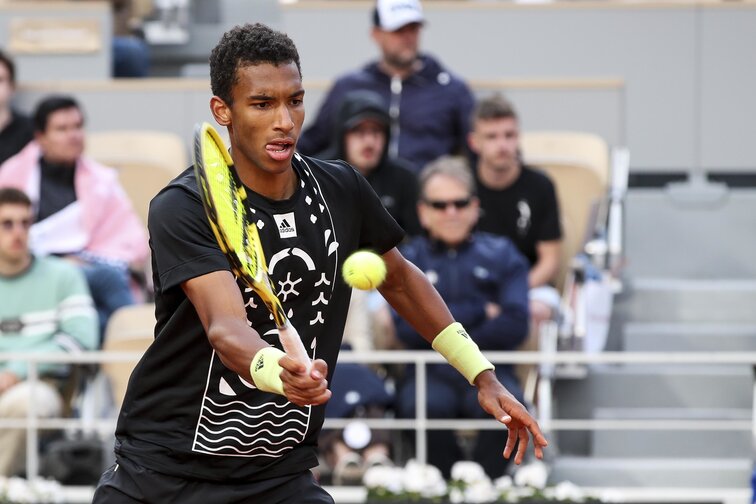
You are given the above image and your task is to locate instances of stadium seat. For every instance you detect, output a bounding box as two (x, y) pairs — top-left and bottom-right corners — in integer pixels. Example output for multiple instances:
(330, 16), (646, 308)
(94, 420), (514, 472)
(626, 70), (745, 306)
(85, 130), (188, 227)
(518, 131), (628, 426)
(101, 303), (156, 407)
(520, 131), (610, 292)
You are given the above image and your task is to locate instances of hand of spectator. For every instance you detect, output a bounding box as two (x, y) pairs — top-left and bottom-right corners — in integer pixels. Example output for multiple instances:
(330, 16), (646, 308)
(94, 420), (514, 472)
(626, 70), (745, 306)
(0, 371), (20, 394)
(474, 370), (548, 465)
(279, 357), (331, 407)
(484, 302), (501, 320)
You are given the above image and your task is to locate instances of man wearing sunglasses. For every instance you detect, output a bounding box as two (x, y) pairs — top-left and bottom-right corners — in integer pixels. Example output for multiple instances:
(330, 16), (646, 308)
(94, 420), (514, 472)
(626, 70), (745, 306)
(392, 156), (530, 480)
(0, 188), (97, 476)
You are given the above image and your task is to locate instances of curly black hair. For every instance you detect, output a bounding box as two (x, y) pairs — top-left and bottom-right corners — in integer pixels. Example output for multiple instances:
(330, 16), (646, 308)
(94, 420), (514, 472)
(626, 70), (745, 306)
(209, 23), (302, 105)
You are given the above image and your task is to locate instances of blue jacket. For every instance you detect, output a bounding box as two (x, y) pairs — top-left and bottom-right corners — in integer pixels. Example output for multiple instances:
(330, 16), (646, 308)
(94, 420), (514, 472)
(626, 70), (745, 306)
(299, 54), (475, 174)
(395, 233), (530, 356)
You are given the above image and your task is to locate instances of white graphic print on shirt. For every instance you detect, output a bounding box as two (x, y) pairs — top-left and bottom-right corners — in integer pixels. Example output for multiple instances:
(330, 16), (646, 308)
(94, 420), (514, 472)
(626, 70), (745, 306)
(192, 157), (340, 458)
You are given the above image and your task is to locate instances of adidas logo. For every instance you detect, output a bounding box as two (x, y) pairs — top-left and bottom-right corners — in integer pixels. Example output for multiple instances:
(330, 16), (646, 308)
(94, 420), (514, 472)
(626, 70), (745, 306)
(255, 355), (265, 372)
(273, 212), (297, 239)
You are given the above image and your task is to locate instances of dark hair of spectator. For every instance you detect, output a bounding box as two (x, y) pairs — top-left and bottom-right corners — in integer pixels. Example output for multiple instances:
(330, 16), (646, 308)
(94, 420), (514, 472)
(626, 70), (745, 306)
(0, 188), (32, 208)
(473, 94), (519, 123)
(33, 95), (82, 133)
(0, 50), (16, 85)
(209, 23), (302, 106)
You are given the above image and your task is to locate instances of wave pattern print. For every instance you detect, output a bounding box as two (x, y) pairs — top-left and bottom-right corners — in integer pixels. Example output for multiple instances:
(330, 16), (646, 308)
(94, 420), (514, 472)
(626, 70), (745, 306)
(192, 353), (310, 459)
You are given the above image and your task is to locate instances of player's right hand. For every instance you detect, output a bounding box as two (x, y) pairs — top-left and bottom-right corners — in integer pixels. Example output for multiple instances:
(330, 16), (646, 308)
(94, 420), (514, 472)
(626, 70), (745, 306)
(279, 357), (331, 406)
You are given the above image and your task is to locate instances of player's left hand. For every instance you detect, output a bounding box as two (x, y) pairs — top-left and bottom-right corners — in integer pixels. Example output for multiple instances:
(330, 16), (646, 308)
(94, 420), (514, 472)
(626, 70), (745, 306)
(279, 357), (331, 407)
(474, 370), (548, 464)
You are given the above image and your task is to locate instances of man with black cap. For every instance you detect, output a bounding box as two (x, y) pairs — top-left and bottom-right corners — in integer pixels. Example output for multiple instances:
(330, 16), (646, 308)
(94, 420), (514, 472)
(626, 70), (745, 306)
(299, 0), (475, 175)
(318, 89), (421, 236)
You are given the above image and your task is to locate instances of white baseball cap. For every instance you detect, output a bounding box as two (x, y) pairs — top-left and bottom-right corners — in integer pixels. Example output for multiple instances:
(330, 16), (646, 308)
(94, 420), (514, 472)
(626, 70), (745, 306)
(374, 0), (425, 32)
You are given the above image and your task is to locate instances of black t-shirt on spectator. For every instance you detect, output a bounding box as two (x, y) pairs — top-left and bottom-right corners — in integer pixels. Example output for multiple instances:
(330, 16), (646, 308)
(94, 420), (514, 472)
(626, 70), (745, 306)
(475, 165), (562, 267)
(114, 154), (403, 482)
(0, 111), (33, 167)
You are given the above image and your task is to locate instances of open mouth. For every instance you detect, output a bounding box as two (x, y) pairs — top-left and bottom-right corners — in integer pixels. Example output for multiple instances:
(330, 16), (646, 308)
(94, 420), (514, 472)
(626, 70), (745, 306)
(266, 139), (295, 161)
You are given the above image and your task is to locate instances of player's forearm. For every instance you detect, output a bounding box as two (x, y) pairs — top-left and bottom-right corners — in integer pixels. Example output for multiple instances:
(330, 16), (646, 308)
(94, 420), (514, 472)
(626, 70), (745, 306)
(380, 252), (454, 343)
(207, 317), (269, 382)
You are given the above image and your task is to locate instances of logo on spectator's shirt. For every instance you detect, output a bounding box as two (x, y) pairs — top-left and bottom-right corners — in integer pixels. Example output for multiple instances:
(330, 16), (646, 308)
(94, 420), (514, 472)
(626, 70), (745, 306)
(274, 212), (297, 239)
(517, 200), (531, 235)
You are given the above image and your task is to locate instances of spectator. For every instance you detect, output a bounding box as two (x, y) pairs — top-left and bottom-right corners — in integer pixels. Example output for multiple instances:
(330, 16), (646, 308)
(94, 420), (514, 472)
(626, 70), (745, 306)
(468, 94), (562, 327)
(298, 0), (475, 174)
(0, 96), (149, 340)
(0, 50), (34, 166)
(393, 156), (530, 479)
(111, 0), (151, 77)
(0, 188), (98, 476)
(318, 89), (421, 236)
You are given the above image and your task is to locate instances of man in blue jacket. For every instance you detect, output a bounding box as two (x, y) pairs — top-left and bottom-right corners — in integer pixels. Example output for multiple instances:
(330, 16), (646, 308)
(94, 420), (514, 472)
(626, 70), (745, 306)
(394, 155), (530, 479)
(298, 0), (475, 174)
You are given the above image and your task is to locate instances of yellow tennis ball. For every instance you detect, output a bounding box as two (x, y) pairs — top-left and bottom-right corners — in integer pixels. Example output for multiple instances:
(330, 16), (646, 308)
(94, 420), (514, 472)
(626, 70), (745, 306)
(342, 251), (386, 290)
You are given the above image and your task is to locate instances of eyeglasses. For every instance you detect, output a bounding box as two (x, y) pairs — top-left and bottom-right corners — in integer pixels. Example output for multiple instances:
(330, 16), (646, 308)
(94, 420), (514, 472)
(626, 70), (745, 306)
(0, 218), (32, 231)
(423, 198), (472, 211)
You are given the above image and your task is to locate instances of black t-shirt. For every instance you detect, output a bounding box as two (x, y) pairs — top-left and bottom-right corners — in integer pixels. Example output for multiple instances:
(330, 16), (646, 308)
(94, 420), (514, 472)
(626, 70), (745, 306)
(475, 165), (562, 267)
(37, 157), (77, 222)
(0, 111), (33, 167)
(115, 154), (404, 482)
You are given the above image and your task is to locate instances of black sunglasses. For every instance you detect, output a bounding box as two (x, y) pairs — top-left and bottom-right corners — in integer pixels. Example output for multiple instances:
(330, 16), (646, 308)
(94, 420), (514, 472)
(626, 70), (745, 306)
(424, 198), (472, 210)
(0, 218), (32, 231)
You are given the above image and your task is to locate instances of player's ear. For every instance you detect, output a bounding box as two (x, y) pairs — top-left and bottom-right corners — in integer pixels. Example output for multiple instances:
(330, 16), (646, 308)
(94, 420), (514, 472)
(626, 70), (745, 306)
(210, 96), (232, 126)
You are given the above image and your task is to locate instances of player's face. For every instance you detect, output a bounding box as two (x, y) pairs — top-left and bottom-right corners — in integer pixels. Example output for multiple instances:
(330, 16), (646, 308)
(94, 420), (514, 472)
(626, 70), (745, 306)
(418, 173), (479, 247)
(0, 63), (13, 111)
(372, 23), (421, 70)
(218, 62), (304, 177)
(344, 119), (386, 175)
(36, 107), (86, 165)
(469, 117), (520, 172)
(0, 203), (32, 265)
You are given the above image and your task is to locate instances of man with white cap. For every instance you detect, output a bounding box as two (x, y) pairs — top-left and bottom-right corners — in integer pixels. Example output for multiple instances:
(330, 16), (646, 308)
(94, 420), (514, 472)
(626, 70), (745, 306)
(298, 0), (475, 175)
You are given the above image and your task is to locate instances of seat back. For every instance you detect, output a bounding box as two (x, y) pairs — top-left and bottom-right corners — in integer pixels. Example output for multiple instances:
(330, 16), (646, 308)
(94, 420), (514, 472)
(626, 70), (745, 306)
(85, 130), (188, 227)
(519, 131), (610, 291)
(101, 303), (156, 407)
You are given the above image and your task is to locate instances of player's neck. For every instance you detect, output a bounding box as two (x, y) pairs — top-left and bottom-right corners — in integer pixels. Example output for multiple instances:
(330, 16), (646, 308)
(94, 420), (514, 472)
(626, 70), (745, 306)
(477, 160), (520, 190)
(237, 166), (299, 201)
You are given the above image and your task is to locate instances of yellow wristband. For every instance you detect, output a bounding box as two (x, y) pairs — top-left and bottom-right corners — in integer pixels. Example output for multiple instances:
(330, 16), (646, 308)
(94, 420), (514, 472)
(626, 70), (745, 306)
(249, 346), (285, 395)
(431, 322), (494, 385)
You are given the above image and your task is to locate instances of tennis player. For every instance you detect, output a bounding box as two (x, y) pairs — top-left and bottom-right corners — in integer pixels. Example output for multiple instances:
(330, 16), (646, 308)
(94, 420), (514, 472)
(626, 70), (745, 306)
(92, 23), (547, 503)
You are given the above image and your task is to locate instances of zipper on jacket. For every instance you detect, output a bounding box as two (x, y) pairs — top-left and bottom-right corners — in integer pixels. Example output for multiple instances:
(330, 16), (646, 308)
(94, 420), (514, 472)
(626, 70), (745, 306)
(389, 76), (402, 159)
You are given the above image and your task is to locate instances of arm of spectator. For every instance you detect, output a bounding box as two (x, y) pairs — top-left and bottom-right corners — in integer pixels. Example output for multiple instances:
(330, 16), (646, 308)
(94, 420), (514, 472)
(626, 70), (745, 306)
(86, 181), (149, 268)
(529, 240), (561, 289)
(55, 264), (99, 352)
(473, 248), (530, 350)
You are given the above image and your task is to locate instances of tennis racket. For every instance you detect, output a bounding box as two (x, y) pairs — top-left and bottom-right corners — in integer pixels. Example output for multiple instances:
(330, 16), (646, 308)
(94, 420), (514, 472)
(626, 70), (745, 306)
(193, 122), (310, 369)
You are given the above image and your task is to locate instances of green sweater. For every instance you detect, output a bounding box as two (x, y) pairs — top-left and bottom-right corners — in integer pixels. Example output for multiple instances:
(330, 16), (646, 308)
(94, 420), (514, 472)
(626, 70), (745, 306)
(0, 256), (97, 379)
